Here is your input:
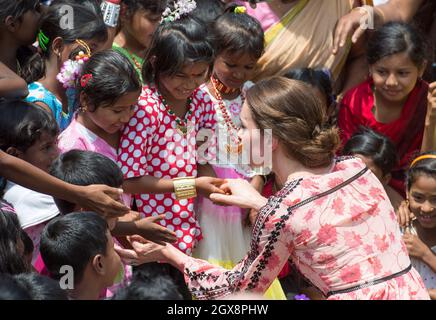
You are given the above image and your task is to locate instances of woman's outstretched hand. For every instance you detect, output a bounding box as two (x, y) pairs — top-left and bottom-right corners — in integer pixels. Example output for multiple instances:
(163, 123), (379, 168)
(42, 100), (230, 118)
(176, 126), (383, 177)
(115, 235), (168, 266)
(209, 179), (268, 211)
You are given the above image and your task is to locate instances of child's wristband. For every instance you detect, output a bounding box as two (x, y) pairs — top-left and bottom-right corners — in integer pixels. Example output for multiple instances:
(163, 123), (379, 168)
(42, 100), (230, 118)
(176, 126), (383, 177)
(173, 177), (197, 200)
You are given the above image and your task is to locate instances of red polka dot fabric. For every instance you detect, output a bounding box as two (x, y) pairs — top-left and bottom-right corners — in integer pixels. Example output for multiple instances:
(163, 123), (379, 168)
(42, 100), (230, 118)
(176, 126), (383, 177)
(118, 85), (216, 255)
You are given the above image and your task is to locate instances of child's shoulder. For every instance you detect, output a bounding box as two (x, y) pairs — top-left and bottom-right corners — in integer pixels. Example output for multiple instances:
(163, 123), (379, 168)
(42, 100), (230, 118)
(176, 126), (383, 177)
(4, 181), (50, 204)
(136, 85), (162, 112)
(3, 181), (59, 228)
(26, 82), (61, 108)
(192, 86), (213, 106)
(138, 85), (166, 105)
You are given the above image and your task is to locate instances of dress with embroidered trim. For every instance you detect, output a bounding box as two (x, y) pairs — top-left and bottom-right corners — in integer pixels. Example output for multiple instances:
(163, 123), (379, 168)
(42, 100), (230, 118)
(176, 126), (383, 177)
(181, 157), (430, 300)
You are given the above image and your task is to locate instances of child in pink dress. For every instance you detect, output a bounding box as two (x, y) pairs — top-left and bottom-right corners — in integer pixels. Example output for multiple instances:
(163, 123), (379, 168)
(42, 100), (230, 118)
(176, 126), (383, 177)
(58, 50), (141, 163)
(117, 14), (226, 299)
(1, 100), (60, 264)
(117, 15), (222, 257)
(57, 50), (141, 297)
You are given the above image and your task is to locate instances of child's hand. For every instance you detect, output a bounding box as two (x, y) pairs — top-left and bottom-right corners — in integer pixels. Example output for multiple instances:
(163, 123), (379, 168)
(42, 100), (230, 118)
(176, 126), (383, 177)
(114, 239), (167, 266)
(397, 201), (415, 227)
(118, 210), (141, 222)
(195, 177), (225, 198)
(76, 184), (130, 218)
(210, 179), (268, 211)
(244, 176), (266, 226)
(248, 209), (259, 226)
(402, 233), (432, 260)
(134, 215), (177, 245)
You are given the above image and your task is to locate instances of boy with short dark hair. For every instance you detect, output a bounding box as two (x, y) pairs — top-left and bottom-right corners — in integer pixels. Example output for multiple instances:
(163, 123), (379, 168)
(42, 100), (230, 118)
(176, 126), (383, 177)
(40, 212), (122, 300)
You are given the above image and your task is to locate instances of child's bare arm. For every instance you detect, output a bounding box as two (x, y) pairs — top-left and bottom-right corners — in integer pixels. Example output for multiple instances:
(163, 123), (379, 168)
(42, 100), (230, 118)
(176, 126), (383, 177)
(0, 62), (28, 98)
(0, 150), (128, 217)
(421, 82), (436, 152)
(112, 214), (177, 245)
(123, 175), (224, 198)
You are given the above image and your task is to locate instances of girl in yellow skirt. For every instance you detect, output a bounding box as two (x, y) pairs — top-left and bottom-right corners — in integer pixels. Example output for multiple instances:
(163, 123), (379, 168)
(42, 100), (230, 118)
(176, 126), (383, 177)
(194, 5), (285, 300)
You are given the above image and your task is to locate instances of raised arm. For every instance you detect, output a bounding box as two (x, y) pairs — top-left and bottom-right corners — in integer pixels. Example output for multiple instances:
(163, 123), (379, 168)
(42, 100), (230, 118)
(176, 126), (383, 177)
(0, 150), (129, 217)
(421, 82), (436, 152)
(333, 0), (424, 54)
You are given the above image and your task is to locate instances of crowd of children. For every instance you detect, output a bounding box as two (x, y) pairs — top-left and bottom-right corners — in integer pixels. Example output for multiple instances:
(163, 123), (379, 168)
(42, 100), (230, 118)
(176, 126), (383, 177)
(0, 0), (435, 300)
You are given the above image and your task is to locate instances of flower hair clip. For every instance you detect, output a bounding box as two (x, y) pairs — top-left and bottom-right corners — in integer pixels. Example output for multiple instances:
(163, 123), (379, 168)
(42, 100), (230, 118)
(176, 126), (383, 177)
(161, 0), (197, 23)
(80, 74), (93, 88)
(56, 39), (92, 89)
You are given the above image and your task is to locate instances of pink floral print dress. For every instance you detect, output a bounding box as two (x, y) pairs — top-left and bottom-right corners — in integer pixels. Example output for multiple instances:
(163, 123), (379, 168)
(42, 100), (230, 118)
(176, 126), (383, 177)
(179, 157), (430, 300)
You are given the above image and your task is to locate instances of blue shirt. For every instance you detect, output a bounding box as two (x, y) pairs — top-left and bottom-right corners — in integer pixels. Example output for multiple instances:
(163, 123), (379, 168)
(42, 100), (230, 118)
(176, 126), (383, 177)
(25, 82), (76, 131)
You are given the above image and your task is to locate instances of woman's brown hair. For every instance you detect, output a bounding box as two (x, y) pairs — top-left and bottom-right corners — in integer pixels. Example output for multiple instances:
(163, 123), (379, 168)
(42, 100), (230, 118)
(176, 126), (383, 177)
(245, 77), (340, 168)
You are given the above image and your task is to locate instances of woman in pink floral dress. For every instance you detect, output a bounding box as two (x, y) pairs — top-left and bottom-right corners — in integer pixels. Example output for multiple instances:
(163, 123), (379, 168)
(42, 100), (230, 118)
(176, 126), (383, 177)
(133, 77), (429, 300)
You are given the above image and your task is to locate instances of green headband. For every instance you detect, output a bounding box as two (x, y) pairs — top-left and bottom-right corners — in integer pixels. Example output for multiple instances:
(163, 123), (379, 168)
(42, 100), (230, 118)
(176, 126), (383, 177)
(38, 29), (50, 52)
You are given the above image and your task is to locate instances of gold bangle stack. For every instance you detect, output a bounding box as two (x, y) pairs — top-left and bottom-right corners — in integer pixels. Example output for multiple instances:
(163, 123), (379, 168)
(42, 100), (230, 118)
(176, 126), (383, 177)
(173, 177), (197, 200)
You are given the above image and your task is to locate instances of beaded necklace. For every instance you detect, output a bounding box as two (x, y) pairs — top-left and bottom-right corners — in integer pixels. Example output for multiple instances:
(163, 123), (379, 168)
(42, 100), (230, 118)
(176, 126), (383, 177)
(211, 74), (239, 95)
(127, 49), (143, 71)
(210, 76), (243, 154)
(158, 92), (193, 136)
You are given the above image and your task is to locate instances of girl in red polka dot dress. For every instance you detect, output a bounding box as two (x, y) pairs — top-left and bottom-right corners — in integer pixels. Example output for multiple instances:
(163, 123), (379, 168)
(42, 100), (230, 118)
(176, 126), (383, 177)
(117, 15), (224, 259)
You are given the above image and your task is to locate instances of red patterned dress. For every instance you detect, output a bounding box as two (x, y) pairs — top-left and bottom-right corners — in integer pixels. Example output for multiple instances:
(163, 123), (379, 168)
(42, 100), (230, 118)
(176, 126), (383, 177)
(118, 85), (216, 255)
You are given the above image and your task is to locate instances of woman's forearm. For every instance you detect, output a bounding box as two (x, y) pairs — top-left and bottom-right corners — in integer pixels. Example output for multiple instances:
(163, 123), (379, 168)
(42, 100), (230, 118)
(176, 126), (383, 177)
(163, 244), (190, 272)
(252, 195), (268, 212)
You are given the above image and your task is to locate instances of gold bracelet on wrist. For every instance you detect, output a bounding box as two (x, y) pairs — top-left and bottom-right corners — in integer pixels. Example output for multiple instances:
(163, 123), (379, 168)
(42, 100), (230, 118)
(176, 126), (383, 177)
(173, 177), (197, 200)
